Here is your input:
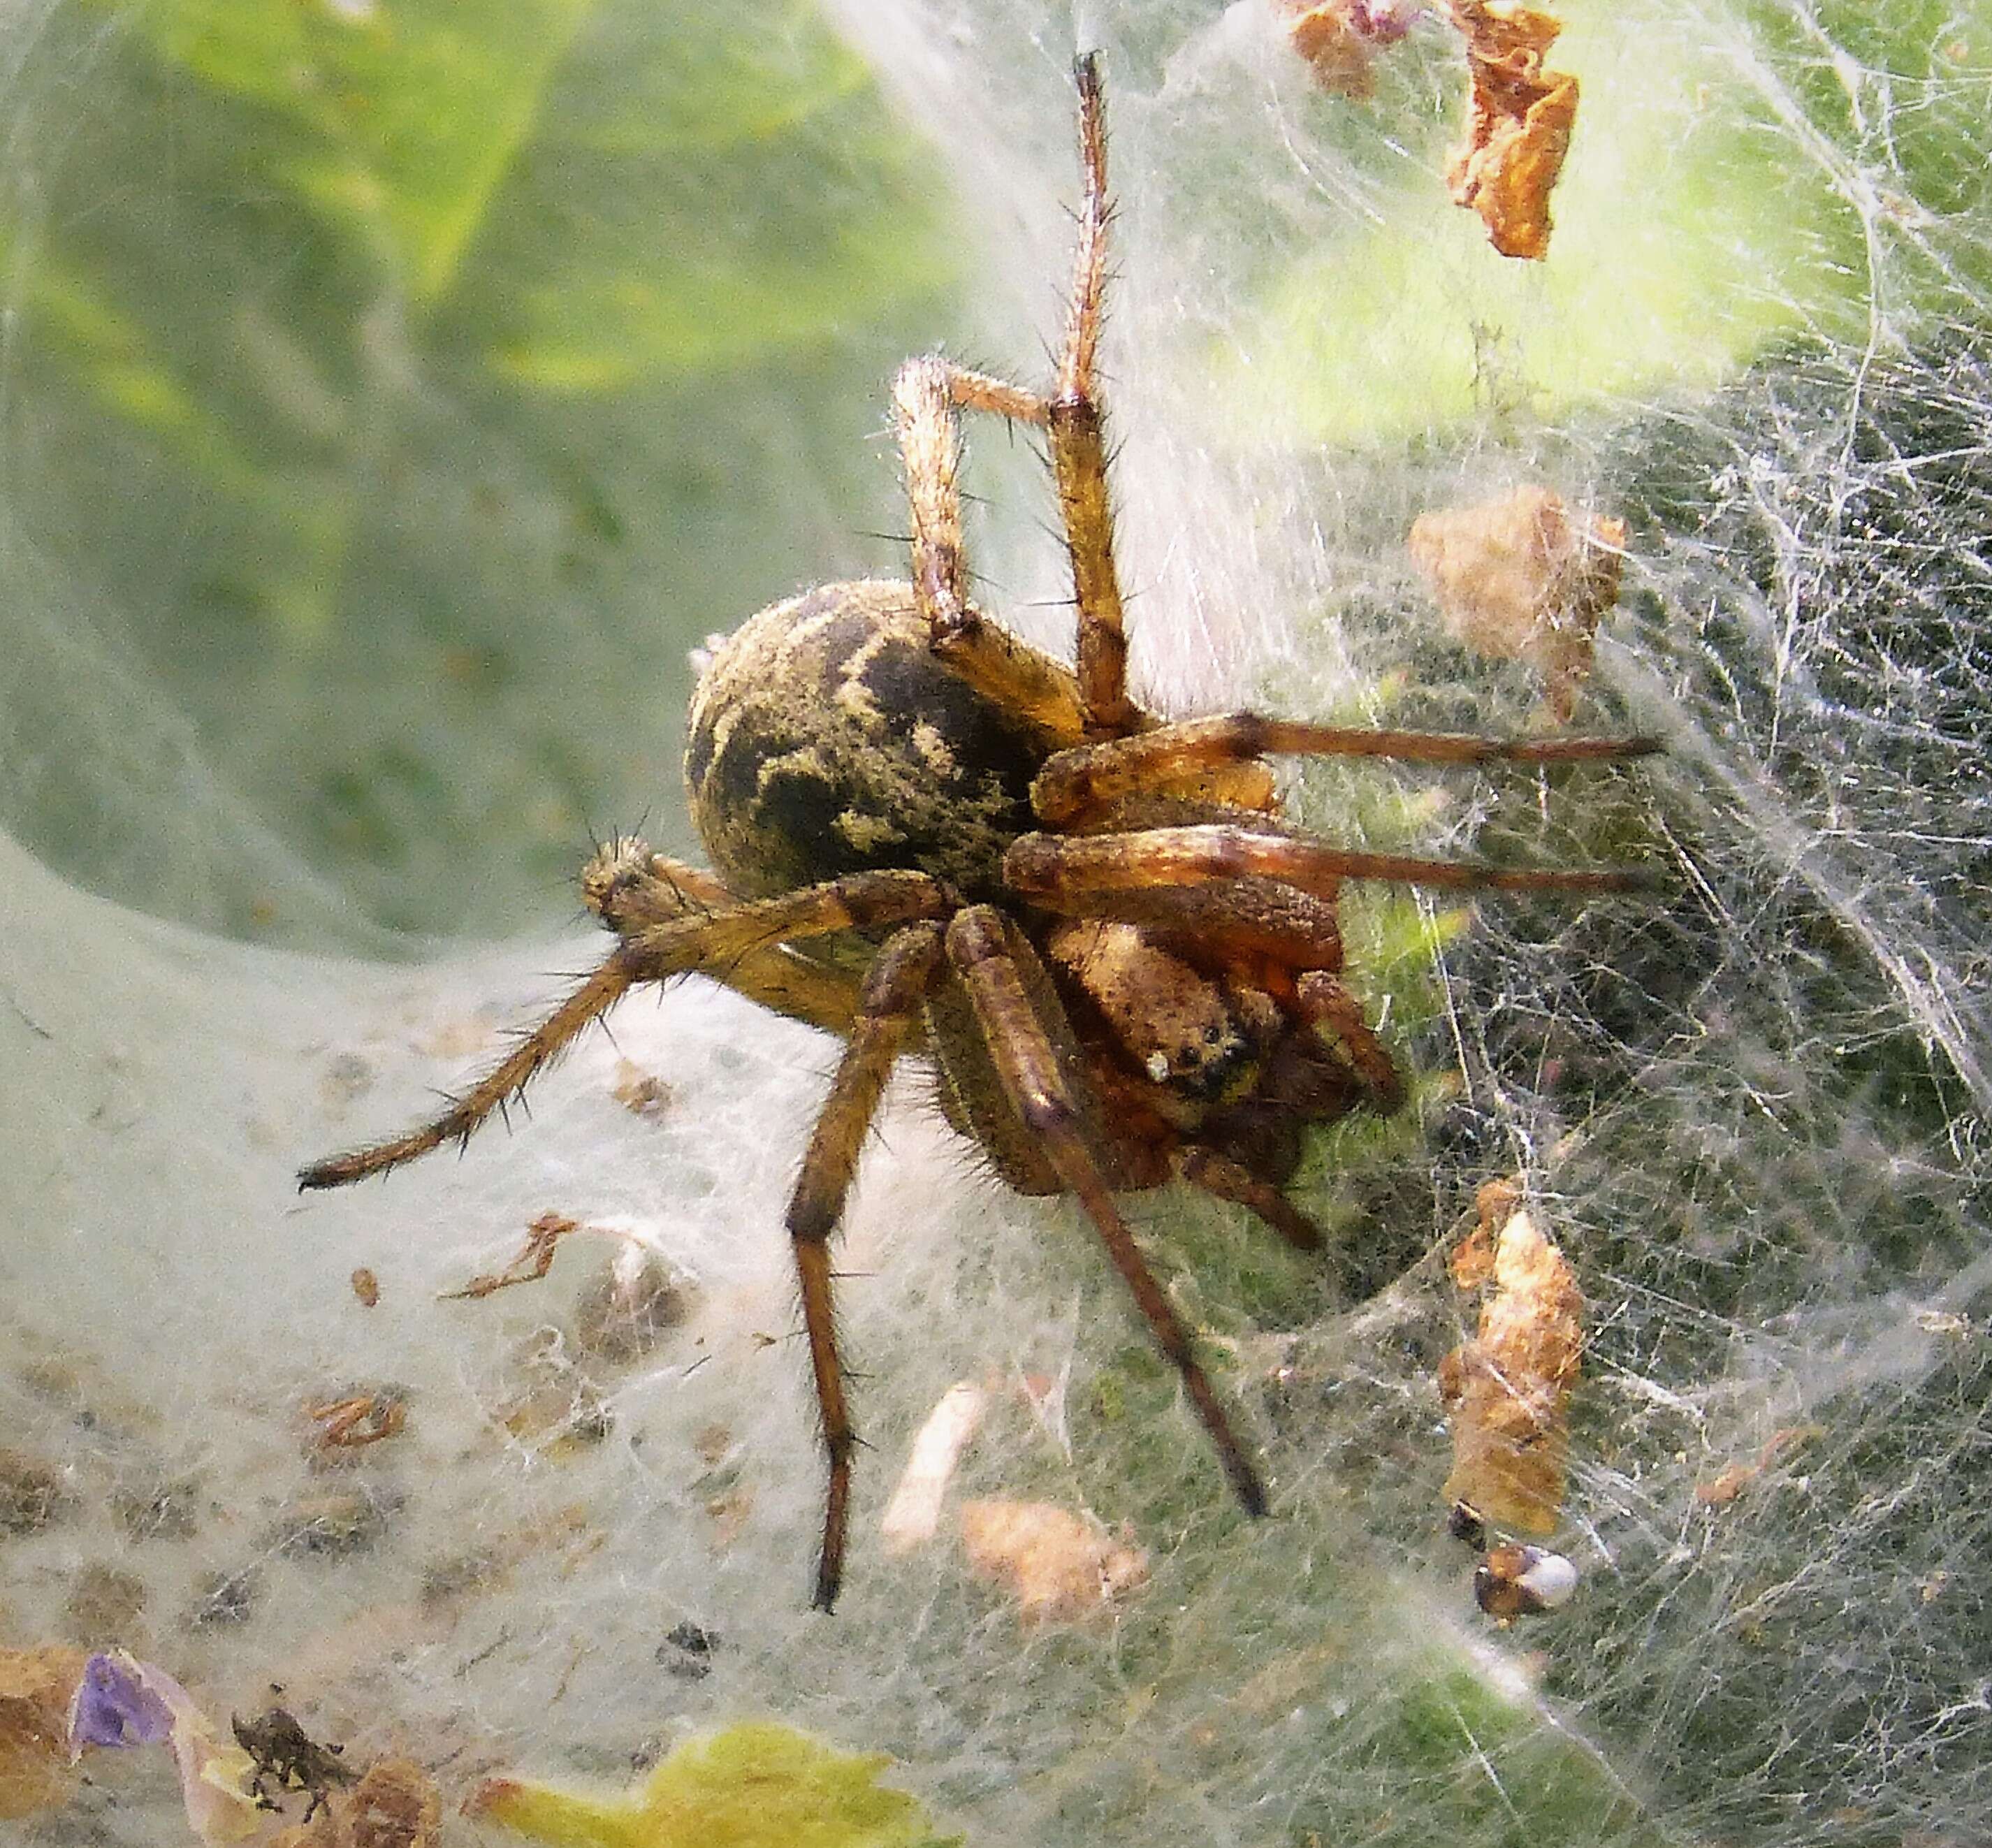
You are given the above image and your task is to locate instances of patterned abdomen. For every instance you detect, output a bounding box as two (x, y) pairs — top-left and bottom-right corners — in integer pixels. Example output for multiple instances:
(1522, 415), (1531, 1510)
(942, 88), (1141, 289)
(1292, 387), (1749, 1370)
(685, 581), (1047, 902)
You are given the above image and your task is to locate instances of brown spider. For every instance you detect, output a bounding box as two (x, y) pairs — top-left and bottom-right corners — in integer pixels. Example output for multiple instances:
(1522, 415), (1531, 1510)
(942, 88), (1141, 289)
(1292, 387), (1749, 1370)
(300, 56), (1655, 1611)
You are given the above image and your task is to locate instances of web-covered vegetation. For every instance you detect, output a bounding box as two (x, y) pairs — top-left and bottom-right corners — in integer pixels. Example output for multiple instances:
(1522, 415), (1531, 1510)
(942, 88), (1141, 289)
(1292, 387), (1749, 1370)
(0, 1), (1986, 1845)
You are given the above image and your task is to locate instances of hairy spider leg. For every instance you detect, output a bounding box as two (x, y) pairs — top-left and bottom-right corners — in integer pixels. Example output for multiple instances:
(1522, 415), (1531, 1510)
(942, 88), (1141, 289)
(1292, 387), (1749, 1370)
(1033, 714), (1662, 827)
(296, 871), (949, 1190)
(1005, 824), (1654, 902)
(298, 952), (644, 1189)
(1008, 867), (1348, 973)
(892, 354), (1047, 650)
(584, 841), (866, 1038)
(782, 922), (948, 1610)
(889, 356), (1100, 748)
(884, 57), (1137, 746)
(1053, 52), (1137, 739)
(945, 905), (1270, 1518)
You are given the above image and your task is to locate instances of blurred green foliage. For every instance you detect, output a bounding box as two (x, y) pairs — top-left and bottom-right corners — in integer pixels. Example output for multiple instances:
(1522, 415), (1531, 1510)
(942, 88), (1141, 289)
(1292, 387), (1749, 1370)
(1, 0), (953, 940)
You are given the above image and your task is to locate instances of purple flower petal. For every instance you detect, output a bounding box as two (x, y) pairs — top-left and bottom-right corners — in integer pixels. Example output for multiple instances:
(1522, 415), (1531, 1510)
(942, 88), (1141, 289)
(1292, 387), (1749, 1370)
(67, 1650), (176, 1751)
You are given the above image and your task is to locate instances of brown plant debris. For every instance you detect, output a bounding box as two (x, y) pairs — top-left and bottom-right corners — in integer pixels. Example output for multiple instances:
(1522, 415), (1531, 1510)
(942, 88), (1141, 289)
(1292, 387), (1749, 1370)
(234, 1705), (357, 1823)
(307, 1392), (407, 1452)
(271, 1756), (443, 1848)
(63, 1563), (150, 1646)
(0, 1645), (86, 1819)
(0, 1447), (68, 1536)
(572, 1244), (689, 1366)
(1439, 1180), (1583, 1535)
(1409, 484), (1626, 722)
(611, 1059), (675, 1119)
(1275, 0), (1418, 99)
(959, 1499), (1149, 1626)
(1445, 1), (1578, 259)
(440, 1212), (581, 1300)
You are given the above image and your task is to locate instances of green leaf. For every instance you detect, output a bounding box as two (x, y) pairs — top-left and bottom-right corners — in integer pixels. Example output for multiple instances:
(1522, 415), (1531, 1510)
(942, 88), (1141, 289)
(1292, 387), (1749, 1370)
(465, 1722), (960, 1848)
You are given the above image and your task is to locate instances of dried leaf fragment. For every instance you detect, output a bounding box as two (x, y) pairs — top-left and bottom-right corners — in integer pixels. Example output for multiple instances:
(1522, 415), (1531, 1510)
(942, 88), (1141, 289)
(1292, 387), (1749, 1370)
(1445, 1), (1578, 259)
(442, 1212), (580, 1300)
(307, 1390), (407, 1451)
(1409, 485), (1625, 721)
(0, 1645), (87, 1819)
(1440, 1182), (1583, 1535)
(1446, 1176), (1518, 1290)
(1275, 0), (1418, 99)
(272, 1756), (443, 1848)
(959, 1499), (1149, 1626)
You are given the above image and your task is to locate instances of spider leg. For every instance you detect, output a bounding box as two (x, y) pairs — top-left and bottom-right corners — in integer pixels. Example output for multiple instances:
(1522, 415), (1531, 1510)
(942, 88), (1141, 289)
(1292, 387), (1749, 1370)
(892, 356), (1047, 648)
(945, 905), (1270, 1518)
(299, 950), (646, 1188)
(1006, 824), (1654, 901)
(1050, 53), (1136, 739)
(1177, 1147), (1327, 1252)
(1033, 715), (1661, 827)
(783, 922), (947, 1611)
(299, 871), (949, 1189)
(582, 838), (866, 1038)
(1012, 871), (1349, 974)
(891, 354), (1094, 745)
(885, 55), (1140, 745)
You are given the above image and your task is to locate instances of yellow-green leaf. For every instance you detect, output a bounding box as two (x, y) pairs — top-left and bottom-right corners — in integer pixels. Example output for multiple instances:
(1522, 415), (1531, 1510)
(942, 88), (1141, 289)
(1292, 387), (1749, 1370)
(465, 1722), (959, 1848)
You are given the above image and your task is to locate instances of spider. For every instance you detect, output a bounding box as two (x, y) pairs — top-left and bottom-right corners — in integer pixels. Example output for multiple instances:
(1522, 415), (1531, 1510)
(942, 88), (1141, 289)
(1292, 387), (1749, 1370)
(301, 55), (1655, 1612)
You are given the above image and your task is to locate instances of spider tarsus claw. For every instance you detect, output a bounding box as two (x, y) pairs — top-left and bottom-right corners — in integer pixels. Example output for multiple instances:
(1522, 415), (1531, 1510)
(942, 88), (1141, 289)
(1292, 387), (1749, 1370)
(298, 1156), (358, 1191)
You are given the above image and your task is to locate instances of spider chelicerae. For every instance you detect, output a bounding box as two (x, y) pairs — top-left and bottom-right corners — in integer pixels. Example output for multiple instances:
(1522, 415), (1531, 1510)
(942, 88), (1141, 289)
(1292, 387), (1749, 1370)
(302, 55), (1655, 1610)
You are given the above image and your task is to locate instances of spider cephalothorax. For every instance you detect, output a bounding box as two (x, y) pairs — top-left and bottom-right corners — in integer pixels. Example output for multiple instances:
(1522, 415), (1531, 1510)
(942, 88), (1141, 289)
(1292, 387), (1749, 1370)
(302, 56), (1654, 1610)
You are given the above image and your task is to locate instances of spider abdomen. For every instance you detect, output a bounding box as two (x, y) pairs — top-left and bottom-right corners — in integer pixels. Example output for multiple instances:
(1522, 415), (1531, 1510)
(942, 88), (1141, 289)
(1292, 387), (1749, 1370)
(685, 580), (1049, 903)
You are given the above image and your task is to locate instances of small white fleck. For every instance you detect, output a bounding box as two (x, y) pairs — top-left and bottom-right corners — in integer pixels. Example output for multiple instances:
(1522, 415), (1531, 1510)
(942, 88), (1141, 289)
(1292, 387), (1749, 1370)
(1518, 1548), (1579, 1608)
